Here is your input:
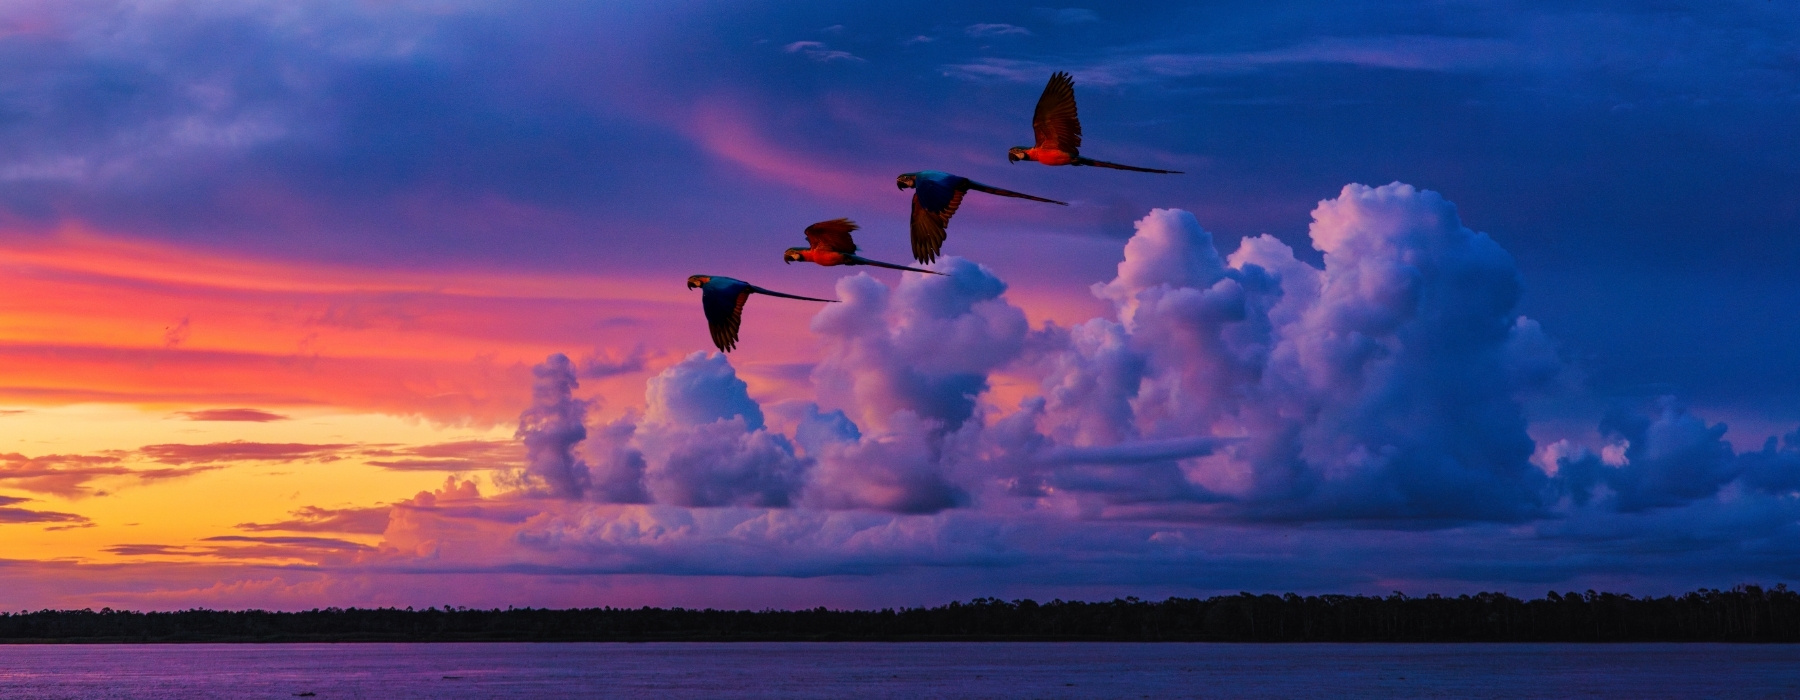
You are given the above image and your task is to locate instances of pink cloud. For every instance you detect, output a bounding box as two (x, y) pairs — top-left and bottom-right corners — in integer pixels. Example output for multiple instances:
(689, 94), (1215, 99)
(687, 103), (894, 206)
(237, 505), (392, 535)
(137, 441), (354, 465)
(0, 495), (90, 525)
(176, 408), (289, 422)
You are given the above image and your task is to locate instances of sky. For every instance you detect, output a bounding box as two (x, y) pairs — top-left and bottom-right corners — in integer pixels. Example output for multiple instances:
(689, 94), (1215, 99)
(0, 0), (1797, 611)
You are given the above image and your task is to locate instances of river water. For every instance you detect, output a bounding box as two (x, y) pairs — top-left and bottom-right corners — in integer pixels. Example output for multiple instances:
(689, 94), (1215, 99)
(0, 642), (1792, 699)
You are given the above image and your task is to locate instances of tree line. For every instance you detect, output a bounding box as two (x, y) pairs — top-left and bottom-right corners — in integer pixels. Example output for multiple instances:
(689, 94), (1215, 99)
(4, 585), (1799, 643)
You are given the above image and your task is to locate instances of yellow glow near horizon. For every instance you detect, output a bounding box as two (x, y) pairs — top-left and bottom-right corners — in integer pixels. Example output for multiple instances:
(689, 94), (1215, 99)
(0, 405), (513, 563)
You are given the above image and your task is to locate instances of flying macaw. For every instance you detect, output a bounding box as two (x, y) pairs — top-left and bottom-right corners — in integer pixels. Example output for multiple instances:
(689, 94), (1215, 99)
(686, 275), (835, 352)
(783, 218), (943, 275)
(1008, 71), (1182, 174)
(895, 171), (1065, 264)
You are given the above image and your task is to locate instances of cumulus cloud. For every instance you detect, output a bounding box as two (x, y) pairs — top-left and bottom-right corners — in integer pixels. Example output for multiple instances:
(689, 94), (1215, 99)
(991, 185), (1561, 523)
(567, 313), (1000, 514)
(583, 415), (651, 504)
(499, 185), (1572, 524)
(583, 353), (806, 508)
(1740, 428), (1800, 495)
(803, 409), (968, 514)
(497, 505), (1025, 578)
(352, 181), (1800, 601)
(41, 179), (1798, 605)
(1546, 398), (1775, 512)
(810, 260), (1028, 434)
(636, 356), (805, 507)
(515, 354), (592, 499)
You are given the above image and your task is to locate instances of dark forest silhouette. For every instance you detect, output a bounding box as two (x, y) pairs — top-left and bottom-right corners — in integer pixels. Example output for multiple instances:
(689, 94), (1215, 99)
(4, 585), (1798, 643)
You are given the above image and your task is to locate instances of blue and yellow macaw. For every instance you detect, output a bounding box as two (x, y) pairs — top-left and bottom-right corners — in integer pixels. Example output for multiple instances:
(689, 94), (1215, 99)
(894, 171), (1065, 263)
(686, 275), (835, 352)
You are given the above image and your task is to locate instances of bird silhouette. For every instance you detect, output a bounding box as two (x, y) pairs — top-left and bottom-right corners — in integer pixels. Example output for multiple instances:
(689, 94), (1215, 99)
(895, 171), (1065, 264)
(783, 218), (943, 275)
(1008, 71), (1182, 174)
(687, 275), (836, 352)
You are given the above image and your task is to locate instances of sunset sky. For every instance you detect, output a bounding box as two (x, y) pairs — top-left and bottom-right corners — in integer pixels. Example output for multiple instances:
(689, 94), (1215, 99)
(2, 0), (1797, 611)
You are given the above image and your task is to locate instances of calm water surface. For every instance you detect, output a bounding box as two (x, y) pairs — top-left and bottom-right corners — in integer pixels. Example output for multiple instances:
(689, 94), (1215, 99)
(0, 642), (1792, 699)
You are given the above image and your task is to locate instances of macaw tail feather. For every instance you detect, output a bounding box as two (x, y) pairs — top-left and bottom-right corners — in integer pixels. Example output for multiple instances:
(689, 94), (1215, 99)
(750, 287), (838, 303)
(854, 256), (946, 275)
(965, 181), (1068, 205)
(1073, 157), (1182, 174)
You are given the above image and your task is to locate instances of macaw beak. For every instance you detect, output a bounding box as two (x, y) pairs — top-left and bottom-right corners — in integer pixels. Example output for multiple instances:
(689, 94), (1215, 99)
(1008, 152), (1022, 163)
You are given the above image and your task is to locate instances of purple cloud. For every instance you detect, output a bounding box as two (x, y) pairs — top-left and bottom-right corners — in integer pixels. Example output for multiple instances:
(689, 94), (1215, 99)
(237, 505), (392, 535)
(811, 260), (1029, 434)
(362, 440), (521, 472)
(515, 354), (592, 499)
(636, 354), (806, 508)
(0, 451), (216, 497)
(512, 185), (1570, 522)
(0, 495), (90, 525)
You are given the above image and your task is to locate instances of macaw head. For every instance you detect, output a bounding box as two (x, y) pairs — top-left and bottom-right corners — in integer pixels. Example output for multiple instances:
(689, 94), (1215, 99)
(1007, 147), (1030, 163)
(686, 275), (711, 289)
(782, 248), (807, 264)
(894, 173), (917, 190)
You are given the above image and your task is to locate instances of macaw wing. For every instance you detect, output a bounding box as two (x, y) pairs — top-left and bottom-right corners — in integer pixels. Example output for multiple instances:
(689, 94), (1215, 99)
(1032, 71), (1081, 152)
(804, 218), (859, 254)
(910, 190), (963, 264)
(701, 284), (752, 352)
